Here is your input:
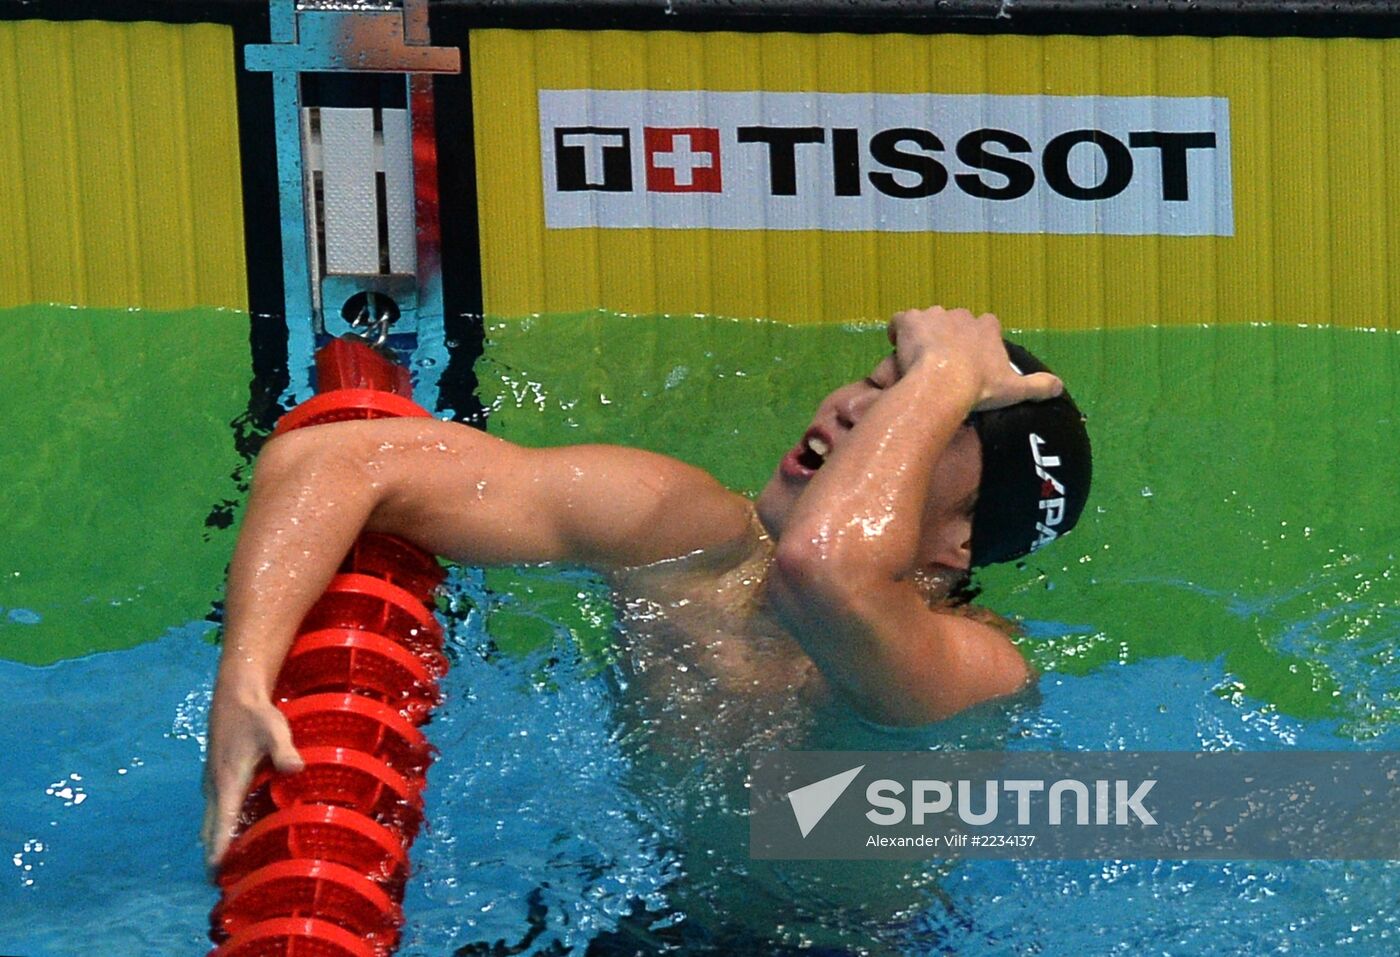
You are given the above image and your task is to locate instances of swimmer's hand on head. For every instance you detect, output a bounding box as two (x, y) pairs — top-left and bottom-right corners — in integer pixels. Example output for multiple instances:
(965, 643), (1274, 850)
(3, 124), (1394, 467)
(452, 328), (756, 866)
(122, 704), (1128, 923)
(202, 305), (1069, 870)
(765, 306), (1063, 725)
(887, 305), (1063, 410)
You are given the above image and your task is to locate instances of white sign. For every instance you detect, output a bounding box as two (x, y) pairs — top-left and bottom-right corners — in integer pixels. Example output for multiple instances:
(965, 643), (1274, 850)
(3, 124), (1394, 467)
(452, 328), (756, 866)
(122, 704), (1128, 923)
(539, 90), (1234, 236)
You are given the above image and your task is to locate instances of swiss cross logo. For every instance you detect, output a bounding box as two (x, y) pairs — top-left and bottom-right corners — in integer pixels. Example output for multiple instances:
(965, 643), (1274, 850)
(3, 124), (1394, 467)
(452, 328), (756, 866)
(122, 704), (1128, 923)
(644, 127), (722, 193)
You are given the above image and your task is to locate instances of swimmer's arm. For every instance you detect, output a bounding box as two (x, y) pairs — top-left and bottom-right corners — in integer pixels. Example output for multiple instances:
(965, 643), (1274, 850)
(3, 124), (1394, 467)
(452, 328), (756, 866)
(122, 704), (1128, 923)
(215, 418), (745, 702)
(205, 418), (748, 868)
(768, 566), (1033, 724)
(766, 361), (1031, 721)
(222, 416), (748, 674)
(768, 309), (1054, 723)
(356, 420), (753, 568)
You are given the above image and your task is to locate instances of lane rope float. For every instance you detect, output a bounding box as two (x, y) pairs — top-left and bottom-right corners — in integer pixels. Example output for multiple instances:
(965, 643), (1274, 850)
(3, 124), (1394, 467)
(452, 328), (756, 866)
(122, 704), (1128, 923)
(209, 336), (447, 957)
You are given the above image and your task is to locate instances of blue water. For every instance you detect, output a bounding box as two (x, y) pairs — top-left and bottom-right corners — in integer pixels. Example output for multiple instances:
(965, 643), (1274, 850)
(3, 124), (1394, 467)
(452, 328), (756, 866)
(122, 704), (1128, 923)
(4, 314), (1399, 955)
(1, 568), (1396, 956)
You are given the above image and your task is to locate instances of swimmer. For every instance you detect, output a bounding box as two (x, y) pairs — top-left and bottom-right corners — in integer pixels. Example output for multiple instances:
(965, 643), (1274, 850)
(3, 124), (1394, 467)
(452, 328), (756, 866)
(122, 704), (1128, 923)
(201, 305), (1091, 870)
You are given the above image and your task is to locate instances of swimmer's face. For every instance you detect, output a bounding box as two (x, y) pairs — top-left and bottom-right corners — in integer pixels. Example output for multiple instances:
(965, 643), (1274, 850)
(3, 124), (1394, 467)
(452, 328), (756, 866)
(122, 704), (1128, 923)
(755, 356), (982, 571)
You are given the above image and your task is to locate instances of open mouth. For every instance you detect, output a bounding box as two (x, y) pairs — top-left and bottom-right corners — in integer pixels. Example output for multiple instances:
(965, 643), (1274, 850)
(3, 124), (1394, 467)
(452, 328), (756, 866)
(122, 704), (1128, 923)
(796, 434), (831, 471)
(783, 428), (833, 479)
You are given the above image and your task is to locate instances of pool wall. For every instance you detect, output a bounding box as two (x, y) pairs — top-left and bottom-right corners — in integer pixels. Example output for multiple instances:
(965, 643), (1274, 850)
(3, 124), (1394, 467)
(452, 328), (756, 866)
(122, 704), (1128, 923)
(469, 19), (1400, 329)
(4, 0), (1400, 668)
(0, 17), (248, 311)
(5, 1), (1400, 330)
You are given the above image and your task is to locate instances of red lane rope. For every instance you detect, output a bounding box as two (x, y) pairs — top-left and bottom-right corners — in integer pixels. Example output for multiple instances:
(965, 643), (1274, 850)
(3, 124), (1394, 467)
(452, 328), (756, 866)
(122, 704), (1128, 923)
(211, 338), (447, 957)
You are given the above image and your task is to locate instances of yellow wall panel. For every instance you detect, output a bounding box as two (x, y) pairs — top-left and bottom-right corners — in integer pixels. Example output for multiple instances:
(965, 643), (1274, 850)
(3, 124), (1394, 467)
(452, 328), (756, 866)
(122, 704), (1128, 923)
(72, 21), (141, 304)
(14, 22), (81, 301)
(1214, 39), (1270, 328)
(1271, 41), (1328, 328)
(473, 29), (1400, 330)
(593, 33), (650, 314)
(128, 24), (198, 305)
(184, 22), (247, 312)
(0, 20), (246, 311)
(473, 28), (545, 316)
(0, 28), (26, 299)
(1327, 42), (1388, 328)
(1387, 44), (1400, 328)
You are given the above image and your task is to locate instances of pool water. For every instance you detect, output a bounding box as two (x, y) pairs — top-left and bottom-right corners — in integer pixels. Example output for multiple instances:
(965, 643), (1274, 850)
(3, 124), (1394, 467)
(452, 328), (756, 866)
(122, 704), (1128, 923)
(2, 308), (1398, 955)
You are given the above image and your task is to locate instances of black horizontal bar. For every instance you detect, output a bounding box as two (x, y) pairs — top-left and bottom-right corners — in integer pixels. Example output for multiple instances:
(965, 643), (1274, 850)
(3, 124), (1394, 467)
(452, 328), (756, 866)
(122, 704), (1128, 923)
(435, 0), (1400, 38)
(0, 0), (263, 26)
(440, 0), (1399, 18)
(2, 0), (1400, 38)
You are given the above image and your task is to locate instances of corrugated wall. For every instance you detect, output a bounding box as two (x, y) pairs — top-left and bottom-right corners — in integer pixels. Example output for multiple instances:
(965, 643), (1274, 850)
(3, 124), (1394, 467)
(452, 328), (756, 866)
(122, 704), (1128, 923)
(473, 29), (1400, 329)
(0, 19), (247, 311)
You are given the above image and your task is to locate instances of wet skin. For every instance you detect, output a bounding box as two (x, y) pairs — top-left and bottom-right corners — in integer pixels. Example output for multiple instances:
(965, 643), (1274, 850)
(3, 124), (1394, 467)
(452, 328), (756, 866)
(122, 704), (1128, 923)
(201, 307), (1064, 871)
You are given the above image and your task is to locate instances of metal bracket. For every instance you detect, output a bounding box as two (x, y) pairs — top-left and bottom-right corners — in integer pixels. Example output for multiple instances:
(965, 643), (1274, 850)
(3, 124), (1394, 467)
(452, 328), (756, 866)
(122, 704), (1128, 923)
(244, 1), (460, 346)
(245, 2), (460, 74)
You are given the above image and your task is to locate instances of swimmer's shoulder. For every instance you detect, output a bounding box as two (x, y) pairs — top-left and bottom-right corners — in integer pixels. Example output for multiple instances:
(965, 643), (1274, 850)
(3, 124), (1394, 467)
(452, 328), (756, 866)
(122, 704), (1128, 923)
(608, 499), (770, 588)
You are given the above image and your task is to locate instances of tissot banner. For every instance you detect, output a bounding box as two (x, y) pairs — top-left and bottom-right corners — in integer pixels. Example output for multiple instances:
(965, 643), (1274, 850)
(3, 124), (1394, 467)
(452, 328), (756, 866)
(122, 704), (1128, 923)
(540, 90), (1234, 236)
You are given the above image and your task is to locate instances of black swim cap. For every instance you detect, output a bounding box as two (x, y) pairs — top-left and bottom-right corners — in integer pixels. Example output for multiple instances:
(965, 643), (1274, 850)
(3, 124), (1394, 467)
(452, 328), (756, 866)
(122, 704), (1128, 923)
(969, 341), (1092, 567)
